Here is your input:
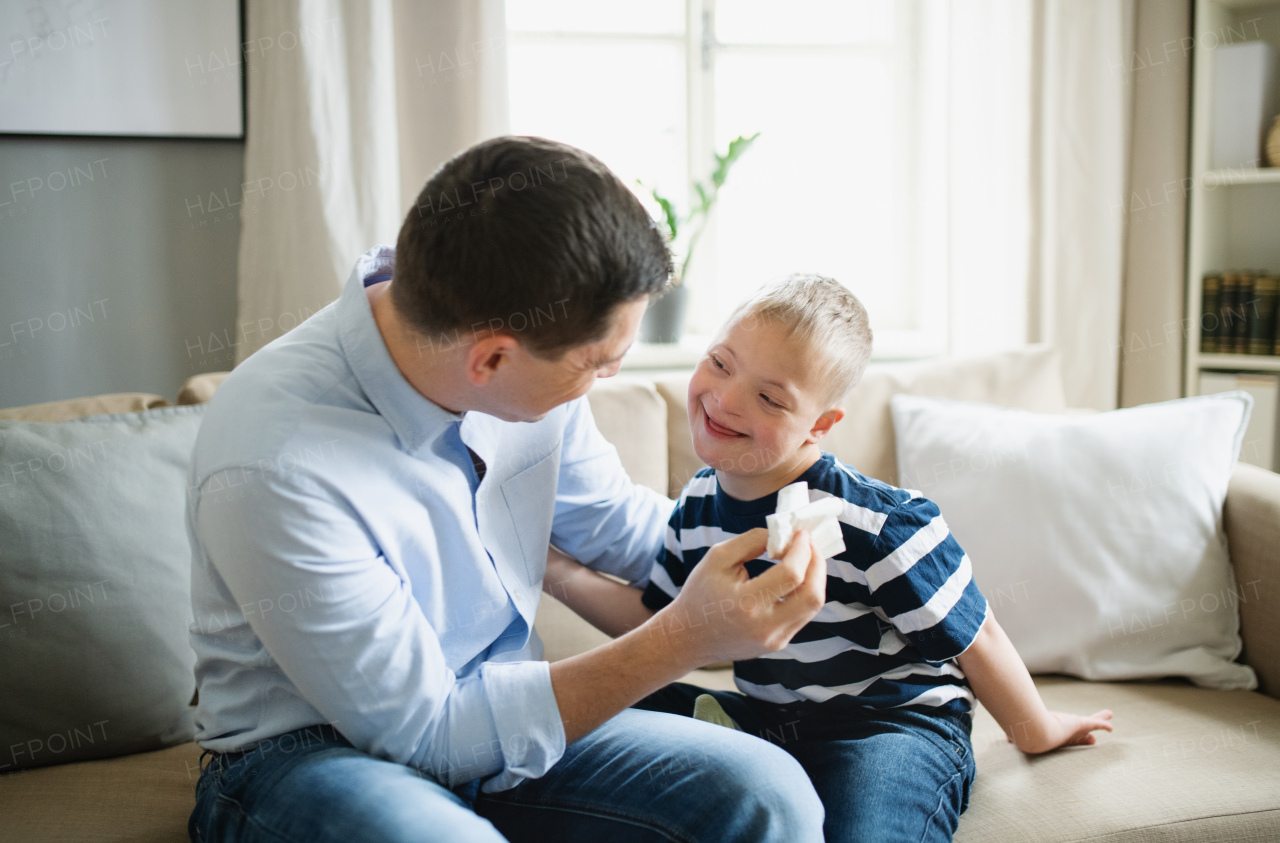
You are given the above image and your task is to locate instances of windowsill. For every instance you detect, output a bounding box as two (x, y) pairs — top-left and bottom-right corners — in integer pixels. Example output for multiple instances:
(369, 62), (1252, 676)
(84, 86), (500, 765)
(621, 332), (945, 372)
(620, 335), (713, 371)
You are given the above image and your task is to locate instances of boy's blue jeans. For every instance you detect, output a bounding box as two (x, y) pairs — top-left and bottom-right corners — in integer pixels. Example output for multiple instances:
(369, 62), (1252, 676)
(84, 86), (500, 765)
(188, 709), (826, 842)
(635, 682), (978, 843)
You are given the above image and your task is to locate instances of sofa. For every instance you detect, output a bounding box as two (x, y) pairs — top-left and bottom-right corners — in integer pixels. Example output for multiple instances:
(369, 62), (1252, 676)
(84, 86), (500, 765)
(2, 345), (1278, 842)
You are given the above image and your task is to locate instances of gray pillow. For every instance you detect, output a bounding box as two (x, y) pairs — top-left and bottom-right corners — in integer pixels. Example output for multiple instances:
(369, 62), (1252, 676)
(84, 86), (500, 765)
(0, 405), (204, 771)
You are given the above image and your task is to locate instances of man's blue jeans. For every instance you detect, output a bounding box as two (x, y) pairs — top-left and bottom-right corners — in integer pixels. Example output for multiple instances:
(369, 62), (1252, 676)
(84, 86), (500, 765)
(635, 683), (978, 842)
(188, 710), (826, 842)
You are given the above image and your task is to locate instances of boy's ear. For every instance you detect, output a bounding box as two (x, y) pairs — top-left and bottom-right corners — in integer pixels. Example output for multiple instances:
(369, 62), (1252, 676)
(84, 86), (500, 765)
(807, 407), (845, 443)
(465, 333), (521, 386)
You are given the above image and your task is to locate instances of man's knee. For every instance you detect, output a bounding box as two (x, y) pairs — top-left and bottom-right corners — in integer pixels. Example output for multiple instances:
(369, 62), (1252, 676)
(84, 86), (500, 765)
(694, 734), (825, 842)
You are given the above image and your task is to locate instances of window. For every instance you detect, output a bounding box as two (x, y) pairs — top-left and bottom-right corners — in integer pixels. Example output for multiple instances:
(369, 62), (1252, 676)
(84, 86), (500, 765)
(507, 0), (947, 357)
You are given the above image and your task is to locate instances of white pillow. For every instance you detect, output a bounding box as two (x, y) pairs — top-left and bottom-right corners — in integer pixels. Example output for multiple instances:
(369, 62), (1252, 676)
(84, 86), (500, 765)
(889, 392), (1257, 690)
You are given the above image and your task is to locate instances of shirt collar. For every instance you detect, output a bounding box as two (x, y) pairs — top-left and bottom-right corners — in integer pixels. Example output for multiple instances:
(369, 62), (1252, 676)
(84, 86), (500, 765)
(337, 245), (463, 454)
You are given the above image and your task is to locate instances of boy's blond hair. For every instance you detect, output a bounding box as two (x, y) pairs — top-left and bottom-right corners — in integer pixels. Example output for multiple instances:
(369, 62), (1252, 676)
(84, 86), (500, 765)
(726, 273), (873, 409)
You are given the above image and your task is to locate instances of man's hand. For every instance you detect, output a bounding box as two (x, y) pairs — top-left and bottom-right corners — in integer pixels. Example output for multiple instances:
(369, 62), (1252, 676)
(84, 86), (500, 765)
(652, 527), (827, 666)
(547, 528), (825, 744)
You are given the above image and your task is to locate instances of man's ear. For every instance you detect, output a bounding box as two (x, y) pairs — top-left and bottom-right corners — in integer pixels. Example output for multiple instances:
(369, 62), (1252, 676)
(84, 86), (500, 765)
(807, 407), (845, 444)
(464, 333), (521, 386)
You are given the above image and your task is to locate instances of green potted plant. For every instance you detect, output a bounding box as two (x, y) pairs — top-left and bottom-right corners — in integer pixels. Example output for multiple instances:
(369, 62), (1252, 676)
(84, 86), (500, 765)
(639, 132), (760, 343)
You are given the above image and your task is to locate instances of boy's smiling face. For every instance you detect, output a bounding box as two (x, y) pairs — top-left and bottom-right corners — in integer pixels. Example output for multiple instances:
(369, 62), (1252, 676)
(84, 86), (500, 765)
(688, 314), (845, 501)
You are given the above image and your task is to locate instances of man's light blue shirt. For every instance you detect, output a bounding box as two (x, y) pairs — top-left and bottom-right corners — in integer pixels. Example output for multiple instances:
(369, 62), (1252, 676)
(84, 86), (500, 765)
(187, 245), (673, 792)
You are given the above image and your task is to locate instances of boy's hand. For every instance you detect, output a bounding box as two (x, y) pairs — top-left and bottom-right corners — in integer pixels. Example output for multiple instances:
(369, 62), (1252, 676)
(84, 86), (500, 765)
(959, 613), (1117, 755)
(1007, 710), (1114, 754)
(655, 527), (826, 666)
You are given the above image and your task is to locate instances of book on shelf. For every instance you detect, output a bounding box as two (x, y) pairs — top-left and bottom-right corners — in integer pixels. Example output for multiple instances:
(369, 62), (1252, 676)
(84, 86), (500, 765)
(1201, 274), (1221, 352)
(1235, 273), (1253, 354)
(1199, 371), (1279, 472)
(1200, 270), (1280, 356)
(1226, 273), (1246, 354)
(1253, 275), (1278, 355)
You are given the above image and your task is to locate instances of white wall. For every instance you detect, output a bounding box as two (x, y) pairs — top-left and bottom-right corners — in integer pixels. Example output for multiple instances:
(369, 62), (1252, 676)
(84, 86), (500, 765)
(0, 136), (242, 408)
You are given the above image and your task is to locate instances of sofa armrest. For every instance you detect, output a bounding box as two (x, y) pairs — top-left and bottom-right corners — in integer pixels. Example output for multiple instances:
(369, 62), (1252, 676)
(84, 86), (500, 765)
(1224, 462), (1280, 700)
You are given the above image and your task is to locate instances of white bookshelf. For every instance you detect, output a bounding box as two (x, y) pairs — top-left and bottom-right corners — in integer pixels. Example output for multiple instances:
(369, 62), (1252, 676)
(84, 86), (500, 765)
(1197, 352), (1280, 371)
(1184, 0), (1280, 395)
(1201, 166), (1280, 185)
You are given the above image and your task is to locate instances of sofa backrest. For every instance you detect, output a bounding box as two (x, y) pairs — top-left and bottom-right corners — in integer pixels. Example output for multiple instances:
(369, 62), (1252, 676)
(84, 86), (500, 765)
(161, 345), (1067, 499)
(9, 345), (1065, 499)
(584, 376), (670, 496)
(176, 372), (228, 406)
(0, 392), (169, 421)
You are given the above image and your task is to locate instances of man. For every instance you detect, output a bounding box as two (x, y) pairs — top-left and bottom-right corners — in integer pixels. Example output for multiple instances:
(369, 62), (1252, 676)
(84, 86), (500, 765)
(187, 136), (827, 842)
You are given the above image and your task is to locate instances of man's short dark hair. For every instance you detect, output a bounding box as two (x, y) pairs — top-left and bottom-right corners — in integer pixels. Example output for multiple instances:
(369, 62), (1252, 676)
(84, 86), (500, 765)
(392, 136), (671, 358)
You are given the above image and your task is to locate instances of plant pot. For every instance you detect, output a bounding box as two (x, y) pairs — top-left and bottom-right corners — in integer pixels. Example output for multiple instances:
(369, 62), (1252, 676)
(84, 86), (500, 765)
(1267, 115), (1280, 167)
(640, 283), (689, 344)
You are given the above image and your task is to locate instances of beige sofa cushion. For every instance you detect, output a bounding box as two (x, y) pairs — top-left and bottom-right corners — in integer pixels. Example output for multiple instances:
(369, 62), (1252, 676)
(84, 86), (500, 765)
(3, 677), (1275, 843)
(827, 345), (1067, 486)
(533, 377), (672, 666)
(0, 741), (200, 842)
(959, 677), (1280, 841)
(584, 376), (669, 496)
(535, 594), (614, 664)
(655, 345), (1068, 496)
(0, 393), (169, 422)
(175, 372), (229, 406)
(653, 374), (703, 500)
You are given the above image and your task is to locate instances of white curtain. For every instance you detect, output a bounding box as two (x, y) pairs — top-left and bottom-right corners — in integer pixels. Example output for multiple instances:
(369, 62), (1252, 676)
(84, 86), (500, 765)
(1033, 0), (1135, 411)
(232, 0), (1138, 409)
(1117, 0), (1192, 408)
(391, 0), (509, 216)
(925, 0), (1035, 359)
(930, 0), (1134, 411)
(234, 0), (508, 363)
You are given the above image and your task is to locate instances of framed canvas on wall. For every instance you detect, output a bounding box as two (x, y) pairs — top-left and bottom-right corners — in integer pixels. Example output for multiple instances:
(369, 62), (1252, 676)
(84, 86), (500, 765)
(0, 0), (242, 138)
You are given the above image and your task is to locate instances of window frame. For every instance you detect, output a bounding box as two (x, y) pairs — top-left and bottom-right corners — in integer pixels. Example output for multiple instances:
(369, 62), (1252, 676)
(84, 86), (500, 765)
(507, 0), (948, 361)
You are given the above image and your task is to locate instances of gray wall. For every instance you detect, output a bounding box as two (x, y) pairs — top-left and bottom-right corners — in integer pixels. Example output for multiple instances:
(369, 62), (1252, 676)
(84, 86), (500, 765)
(0, 136), (243, 409)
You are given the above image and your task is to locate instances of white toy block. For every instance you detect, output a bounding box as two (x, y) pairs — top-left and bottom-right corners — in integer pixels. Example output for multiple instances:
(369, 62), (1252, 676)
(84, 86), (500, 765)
(776, 482), (810, 514)
(806, 514), (846, 559)
(766, 481), (846, 559)
(765, 512), (791, 558)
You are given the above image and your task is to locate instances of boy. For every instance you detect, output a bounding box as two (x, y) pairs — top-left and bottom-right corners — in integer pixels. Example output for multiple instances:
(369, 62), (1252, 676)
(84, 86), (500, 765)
(544, 274), (1113, 842)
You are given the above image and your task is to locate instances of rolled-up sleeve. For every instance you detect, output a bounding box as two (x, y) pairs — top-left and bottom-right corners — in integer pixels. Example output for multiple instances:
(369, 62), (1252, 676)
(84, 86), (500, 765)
(550, 396), (676, 585)
(193, 469), (566, 790)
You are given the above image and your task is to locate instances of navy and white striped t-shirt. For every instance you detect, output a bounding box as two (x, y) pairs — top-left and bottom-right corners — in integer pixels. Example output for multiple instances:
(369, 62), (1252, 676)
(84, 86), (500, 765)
(641, 453), (989, 716)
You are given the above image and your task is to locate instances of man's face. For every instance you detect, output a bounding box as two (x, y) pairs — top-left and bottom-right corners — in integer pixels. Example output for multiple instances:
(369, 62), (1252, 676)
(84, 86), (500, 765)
(687, 315), (832, 476)
(489, 297), (648, 422)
